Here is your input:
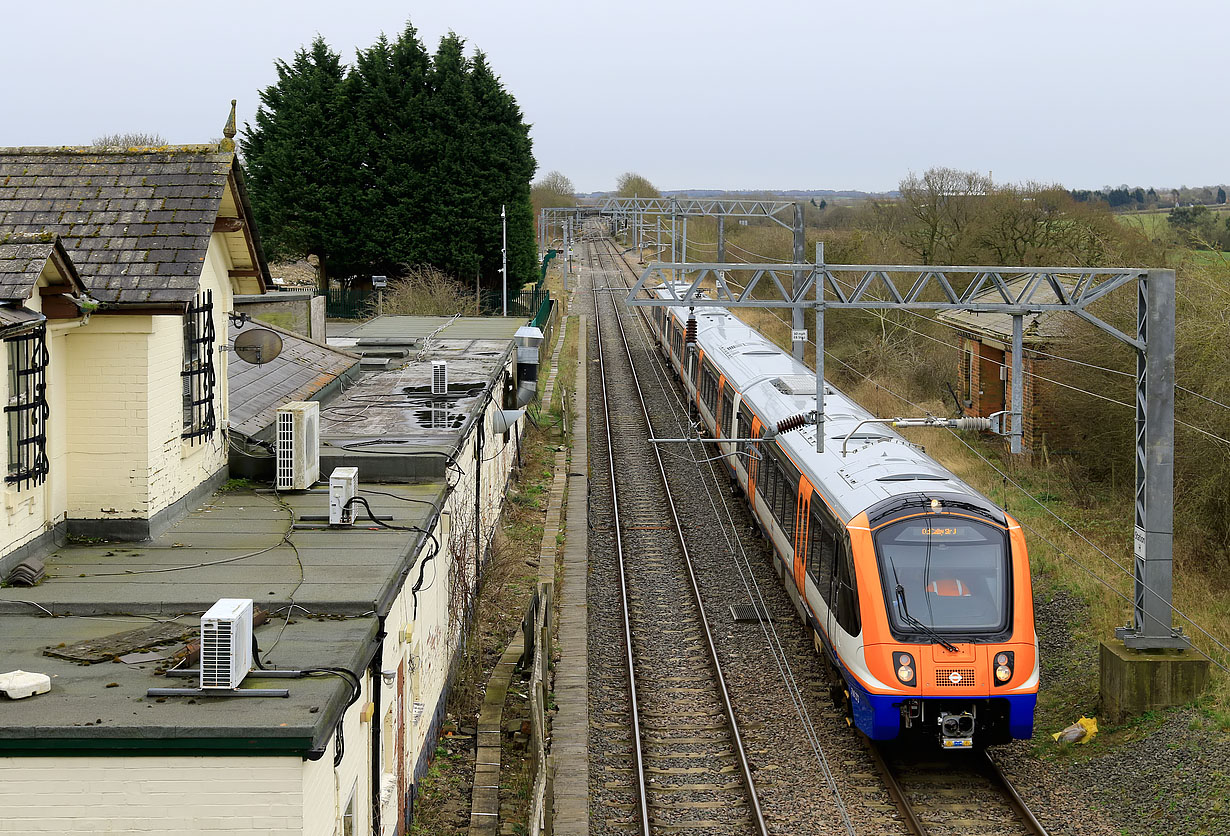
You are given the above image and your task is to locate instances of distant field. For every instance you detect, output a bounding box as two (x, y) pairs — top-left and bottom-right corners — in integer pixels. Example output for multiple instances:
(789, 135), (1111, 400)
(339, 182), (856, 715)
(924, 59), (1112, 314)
(1117, 206), (1230, 238)
(1183, 249), (1230, 265)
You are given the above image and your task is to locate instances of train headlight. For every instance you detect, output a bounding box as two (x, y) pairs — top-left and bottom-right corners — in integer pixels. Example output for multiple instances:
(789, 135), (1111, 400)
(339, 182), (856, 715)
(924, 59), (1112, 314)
(993, 650), (1015, 687)
(894, 651), (916, 687)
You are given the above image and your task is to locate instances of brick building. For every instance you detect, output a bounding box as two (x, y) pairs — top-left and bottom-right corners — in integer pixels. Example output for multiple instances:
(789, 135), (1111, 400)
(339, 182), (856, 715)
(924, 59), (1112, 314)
(937, 285), (1067, 454)
(0, 122), (269, 565)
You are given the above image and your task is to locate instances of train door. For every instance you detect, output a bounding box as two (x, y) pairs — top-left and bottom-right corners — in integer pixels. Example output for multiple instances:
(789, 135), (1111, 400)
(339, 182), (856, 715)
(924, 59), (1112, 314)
(978, 343), (1006, 417)
(793, 476), (812, 597)
(809, 496), (838, 646)
(716, 375), (726, 438)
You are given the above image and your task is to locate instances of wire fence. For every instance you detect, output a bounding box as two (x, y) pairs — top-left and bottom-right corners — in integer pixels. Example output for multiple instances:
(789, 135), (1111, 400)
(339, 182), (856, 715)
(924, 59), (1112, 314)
(316, 283), (552, 322)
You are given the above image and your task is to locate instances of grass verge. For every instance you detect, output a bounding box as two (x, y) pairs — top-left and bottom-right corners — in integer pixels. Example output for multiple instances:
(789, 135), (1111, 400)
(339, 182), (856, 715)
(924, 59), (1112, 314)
(409, 404), (563, 834)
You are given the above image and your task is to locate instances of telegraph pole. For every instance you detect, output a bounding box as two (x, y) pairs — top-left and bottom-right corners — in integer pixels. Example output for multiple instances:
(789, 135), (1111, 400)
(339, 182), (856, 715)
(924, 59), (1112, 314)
(501, 204), (508, 317)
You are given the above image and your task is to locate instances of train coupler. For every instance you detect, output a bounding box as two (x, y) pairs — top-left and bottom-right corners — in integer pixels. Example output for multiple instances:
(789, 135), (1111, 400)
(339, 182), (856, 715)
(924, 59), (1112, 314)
(938, 710), (977, 749)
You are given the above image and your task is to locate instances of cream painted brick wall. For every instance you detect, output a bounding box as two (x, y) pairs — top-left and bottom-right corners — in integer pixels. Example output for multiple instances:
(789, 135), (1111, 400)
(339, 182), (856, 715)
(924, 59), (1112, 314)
(64, 235), (235, 523)
(0, 756), (303, 835)
(145, 236), (232, 517)
(64, 318), (153, 518)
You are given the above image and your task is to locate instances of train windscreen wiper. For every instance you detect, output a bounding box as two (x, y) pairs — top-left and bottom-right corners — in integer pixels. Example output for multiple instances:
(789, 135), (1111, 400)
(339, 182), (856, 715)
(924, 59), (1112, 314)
(895, 583), (959, 653)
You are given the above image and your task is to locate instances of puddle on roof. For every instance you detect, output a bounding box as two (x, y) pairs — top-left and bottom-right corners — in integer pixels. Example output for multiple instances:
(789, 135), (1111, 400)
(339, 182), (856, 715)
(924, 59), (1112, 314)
(400, 383), (484, 429)
(414, 406), (467, 430)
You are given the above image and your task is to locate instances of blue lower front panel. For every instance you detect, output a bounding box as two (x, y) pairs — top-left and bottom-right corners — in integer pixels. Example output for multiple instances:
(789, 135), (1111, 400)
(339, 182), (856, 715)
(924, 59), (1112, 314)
(846, 673), (1037, 741)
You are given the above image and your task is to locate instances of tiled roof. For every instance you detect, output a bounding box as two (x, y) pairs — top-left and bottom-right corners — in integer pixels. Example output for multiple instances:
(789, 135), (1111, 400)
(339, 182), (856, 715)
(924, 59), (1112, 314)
(936, 278), (1072, 345)
(0, 146), (235, 306)
(229, 322), (360, 438)
(0, 234), (56, 302)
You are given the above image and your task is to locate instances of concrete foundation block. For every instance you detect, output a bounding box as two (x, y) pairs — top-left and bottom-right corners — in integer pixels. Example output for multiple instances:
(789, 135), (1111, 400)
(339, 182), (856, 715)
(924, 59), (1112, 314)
(1099, 638), (1209, 723)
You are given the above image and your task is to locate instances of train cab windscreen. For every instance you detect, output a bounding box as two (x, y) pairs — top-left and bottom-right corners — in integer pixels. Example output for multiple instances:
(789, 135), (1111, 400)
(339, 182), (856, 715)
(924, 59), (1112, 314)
(874, 516), (1010, 635)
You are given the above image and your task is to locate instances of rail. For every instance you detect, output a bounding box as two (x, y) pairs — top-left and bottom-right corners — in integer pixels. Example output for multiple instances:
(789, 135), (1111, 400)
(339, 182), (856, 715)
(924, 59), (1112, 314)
(593, 237), (769, 836)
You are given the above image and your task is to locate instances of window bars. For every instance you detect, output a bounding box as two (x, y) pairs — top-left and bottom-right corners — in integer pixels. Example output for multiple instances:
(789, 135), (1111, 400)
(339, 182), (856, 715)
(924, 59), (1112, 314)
(182, 290), (216, 443)
(5, 325), (49, 490)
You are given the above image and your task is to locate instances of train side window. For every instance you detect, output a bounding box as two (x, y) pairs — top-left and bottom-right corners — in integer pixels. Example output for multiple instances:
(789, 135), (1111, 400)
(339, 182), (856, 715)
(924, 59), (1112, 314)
(761, 450), (777, 506)
(701, 366), (718, 414)
(833, 545), (861, 635)
(737, 406), (753, 462)
(720, 392), (734, 437)
(807, 516), (822, 584)
(781, 474), (796, 541)
(810, 519), (836, 606)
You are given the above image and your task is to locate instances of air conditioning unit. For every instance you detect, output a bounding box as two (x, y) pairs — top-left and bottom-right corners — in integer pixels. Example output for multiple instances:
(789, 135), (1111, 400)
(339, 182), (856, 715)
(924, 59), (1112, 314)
(200, 598), (254, 690)
(277, 401), (320, 490)
(329, 466), (358, 526)
(432, 361), (448, 395)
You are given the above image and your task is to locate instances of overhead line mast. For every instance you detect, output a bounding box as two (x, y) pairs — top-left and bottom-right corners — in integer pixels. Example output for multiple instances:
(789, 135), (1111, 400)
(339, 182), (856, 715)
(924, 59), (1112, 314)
(626, 255), (1185, 652)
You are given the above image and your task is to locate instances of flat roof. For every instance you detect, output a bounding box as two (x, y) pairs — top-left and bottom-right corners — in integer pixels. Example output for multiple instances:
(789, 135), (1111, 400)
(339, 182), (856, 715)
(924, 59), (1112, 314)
(320, 316), (519, 478)
(0, 485), (442, 617)
(0, 313), (521, 754)
(328, 314), (526, 344)
(0, 612), (376, 755)
(0, 483), (439, 754)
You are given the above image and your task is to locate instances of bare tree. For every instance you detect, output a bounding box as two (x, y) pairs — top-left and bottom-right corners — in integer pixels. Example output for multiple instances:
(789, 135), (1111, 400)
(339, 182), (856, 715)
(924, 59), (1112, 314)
(615, 171), (660, 198)
(91, 132), (168, 148)
(898, 167), (990, 264)
(371, 265), (471, 317)
(531, 170), (576, 212)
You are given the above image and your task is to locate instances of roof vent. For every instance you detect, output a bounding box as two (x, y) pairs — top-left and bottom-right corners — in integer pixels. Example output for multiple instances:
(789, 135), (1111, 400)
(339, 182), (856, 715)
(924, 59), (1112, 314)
(773, 375), (820, 396)
(432, 360), (448, 395)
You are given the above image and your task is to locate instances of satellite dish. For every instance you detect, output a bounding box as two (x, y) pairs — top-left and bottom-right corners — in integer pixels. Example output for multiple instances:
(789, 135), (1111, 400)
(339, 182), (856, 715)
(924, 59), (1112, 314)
(233, 328), (283, 365)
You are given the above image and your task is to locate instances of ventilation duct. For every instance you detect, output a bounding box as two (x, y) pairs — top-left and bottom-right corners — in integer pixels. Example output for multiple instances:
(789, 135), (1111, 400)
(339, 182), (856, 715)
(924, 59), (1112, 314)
(491, 408), (525, 435)
(514, 325), (543, 407)
(432, 361), (448, 395)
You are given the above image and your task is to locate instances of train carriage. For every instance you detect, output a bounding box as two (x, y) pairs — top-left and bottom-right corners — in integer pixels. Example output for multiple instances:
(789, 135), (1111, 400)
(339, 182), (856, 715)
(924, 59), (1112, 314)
(648, 284), (1038, 748)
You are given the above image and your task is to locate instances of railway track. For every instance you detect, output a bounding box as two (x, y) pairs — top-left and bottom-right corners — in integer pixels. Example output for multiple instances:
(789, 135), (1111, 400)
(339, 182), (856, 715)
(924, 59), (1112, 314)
(575, 228), (1057, 836)
(866, 742), (1049, 836)
(590, 234), (769, 836)
(587, 230), (1056, 836)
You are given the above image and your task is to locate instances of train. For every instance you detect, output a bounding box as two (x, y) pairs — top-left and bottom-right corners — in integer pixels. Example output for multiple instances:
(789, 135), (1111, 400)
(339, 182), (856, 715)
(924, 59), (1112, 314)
(646, 283), (1038, 748)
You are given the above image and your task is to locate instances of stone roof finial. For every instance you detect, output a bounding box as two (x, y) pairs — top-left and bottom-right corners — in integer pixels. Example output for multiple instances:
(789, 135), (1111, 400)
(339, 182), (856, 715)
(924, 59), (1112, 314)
(221, 99), (237, 151)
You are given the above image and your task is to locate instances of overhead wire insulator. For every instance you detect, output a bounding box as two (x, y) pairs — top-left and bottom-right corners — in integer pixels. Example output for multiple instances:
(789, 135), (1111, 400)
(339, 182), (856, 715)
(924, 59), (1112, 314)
(684, 316), (697, 345)
(777, 413), (809, 434)
(949, 416), (992, 431)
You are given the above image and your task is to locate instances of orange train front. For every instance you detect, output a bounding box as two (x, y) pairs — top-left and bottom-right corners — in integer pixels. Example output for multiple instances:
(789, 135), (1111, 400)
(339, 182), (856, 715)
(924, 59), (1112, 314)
(649, 285), (1039, 748)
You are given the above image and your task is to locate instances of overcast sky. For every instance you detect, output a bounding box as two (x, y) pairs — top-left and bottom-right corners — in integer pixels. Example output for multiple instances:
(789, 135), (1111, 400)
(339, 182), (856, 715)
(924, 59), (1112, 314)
(2, 0), (1223, 193)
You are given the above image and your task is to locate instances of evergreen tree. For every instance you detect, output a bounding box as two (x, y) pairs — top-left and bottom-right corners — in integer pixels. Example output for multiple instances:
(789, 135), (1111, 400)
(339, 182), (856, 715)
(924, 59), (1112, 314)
(241, 37), (357, 284)
(467, 50), (536, 288)
(241, 25), (538, 293)
(1218, 187), (1226, 205)
(349, 26), (432, 274)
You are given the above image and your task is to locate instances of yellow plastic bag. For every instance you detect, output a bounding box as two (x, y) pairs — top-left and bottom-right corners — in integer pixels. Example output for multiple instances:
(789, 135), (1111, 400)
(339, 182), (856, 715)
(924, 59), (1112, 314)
(1052, 716), (1098, 744)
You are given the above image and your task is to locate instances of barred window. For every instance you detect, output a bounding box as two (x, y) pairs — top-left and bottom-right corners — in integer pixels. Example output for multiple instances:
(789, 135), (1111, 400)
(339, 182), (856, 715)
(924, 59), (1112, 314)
(6, 325), (49, 490)
(182, 290), (216, 443)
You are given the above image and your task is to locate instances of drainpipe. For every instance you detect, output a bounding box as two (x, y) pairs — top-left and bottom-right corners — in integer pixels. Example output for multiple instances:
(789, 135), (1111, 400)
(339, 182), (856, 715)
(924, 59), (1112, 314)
(369, 619), (386, 836)
(474, 424), (483, 569)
